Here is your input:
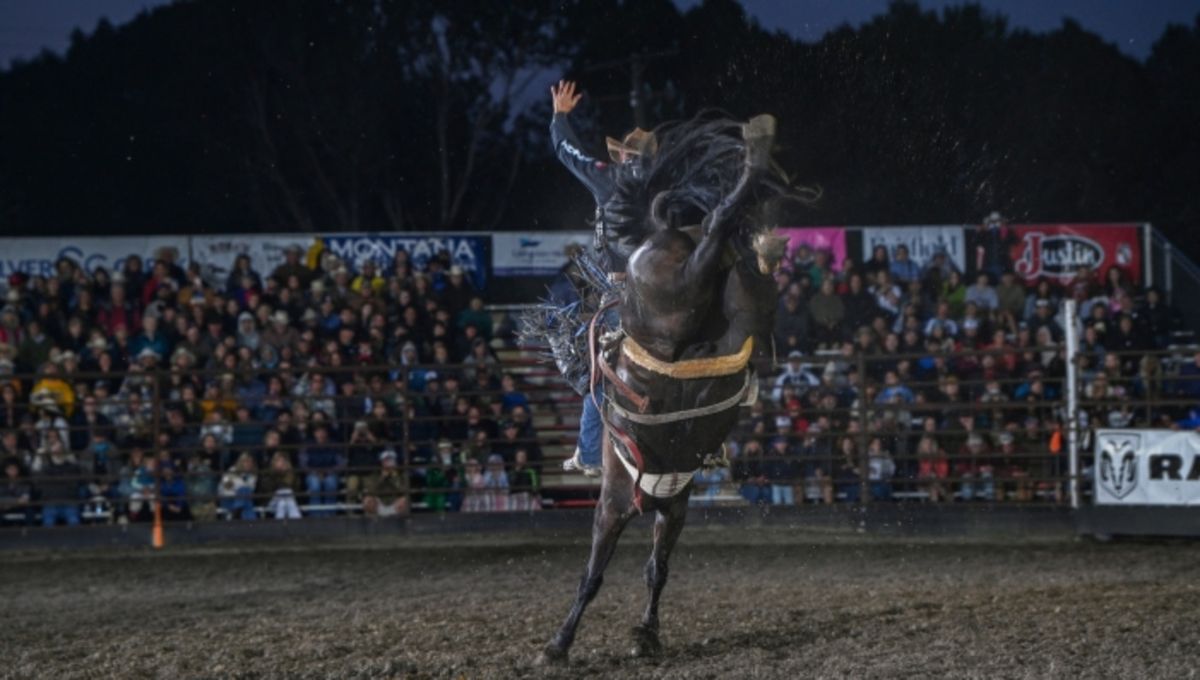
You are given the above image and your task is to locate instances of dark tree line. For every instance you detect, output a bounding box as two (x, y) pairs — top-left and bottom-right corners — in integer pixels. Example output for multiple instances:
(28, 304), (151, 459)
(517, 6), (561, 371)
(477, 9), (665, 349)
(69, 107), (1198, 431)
(0, 0), (1197, 258)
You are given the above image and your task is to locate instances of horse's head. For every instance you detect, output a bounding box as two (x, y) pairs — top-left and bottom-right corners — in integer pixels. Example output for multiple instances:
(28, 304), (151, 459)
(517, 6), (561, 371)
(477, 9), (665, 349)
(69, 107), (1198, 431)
(751, 229), (789, 275)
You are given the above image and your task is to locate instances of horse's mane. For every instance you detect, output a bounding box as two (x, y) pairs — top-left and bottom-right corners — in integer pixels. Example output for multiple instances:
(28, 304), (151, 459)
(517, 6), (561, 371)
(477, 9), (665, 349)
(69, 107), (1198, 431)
(601, 110), (802, 249)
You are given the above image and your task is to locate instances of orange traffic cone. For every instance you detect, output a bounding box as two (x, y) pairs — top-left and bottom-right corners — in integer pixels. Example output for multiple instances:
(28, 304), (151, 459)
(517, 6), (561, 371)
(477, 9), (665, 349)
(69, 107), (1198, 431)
(152, 501), (164, 549)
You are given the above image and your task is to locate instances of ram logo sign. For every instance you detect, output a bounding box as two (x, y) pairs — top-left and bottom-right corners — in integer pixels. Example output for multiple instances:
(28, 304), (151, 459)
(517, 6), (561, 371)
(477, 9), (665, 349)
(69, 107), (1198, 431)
(1093, 430), (1200, 505)
(1098, 432), (1139, 500)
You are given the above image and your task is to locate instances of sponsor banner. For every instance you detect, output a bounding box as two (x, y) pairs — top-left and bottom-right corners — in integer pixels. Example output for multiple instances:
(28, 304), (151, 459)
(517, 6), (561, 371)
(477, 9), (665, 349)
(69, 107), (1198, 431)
(778, 227), (847, 270)
(1010, 223), (1141, 283)
(322, 233), (489, 289)
(189, 234), (318, 280)
(493, 232), (592, 277)
(1095, 429), (1200, 505)
(861, 225), (967, 272)
(0, 236), (182, 279)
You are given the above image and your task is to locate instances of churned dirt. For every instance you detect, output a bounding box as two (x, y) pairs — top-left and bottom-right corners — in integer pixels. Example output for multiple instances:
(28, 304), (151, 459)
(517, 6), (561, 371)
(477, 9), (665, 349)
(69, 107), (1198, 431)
(1, 526), (1197, 679)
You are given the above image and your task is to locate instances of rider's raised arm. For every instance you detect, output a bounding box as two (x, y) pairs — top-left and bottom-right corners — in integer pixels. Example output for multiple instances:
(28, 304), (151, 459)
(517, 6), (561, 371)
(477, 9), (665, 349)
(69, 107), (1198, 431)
(550, 112), (614, 202)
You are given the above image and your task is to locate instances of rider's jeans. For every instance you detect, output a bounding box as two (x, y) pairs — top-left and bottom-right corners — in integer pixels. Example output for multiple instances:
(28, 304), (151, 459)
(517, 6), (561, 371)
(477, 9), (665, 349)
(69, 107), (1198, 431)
(579, 392), (605, 467)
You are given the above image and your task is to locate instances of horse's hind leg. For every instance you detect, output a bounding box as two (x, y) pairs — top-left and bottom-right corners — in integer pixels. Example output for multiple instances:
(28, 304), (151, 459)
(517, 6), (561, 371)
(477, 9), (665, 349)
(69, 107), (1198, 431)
(631, 487), (691, 658)
(541, 461), (635, 664)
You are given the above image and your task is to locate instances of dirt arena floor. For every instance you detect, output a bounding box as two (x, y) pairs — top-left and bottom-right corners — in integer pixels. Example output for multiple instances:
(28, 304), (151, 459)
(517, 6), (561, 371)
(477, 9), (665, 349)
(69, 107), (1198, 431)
(2, 525), (1198, 679)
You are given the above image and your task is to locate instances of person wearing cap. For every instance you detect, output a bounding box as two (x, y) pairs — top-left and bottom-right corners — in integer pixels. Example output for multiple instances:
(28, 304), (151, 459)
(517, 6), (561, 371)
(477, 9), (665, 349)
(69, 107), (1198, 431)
(271, 244), (313, 288)
(362, 449), (409, 517)
(31, 362), (75, 418)
(772, 350), (820, 403)
(129, 314), (170, 363)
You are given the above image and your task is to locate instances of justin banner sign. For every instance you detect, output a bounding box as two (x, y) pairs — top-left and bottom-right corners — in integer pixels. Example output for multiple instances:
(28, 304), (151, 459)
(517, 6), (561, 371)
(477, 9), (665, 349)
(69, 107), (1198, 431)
(1009, 224), (1141, 283)
(1094, 429), (1200, 505)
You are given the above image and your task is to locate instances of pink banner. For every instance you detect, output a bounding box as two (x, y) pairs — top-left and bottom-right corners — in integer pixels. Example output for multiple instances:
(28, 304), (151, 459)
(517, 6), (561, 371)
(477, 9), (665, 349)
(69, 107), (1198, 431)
(777, 227), (847, 271)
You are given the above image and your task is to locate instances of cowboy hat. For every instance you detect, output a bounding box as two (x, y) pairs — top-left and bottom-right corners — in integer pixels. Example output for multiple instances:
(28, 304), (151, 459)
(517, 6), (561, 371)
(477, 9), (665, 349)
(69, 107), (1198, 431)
(605, 127), (657, 162)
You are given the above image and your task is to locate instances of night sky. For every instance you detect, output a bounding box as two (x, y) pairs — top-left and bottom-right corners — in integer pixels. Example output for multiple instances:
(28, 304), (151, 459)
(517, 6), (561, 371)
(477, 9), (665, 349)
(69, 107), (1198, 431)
(1, 0), (1198, 71)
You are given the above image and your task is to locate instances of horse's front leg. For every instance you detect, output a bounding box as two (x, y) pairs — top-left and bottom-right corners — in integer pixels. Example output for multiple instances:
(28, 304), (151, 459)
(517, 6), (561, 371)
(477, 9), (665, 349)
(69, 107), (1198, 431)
(541, 439), (636, 664)
(631, 485), (691, 658)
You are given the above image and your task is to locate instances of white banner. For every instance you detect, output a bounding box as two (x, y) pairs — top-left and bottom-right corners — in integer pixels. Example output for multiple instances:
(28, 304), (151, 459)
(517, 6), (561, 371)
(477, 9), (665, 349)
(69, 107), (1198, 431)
(1094, 429), (1200, 505)
(861, 225), (966, 272)
(492, 232), (591, 277)
(189, 234), (318, 280)
(0, 236), (182, 279)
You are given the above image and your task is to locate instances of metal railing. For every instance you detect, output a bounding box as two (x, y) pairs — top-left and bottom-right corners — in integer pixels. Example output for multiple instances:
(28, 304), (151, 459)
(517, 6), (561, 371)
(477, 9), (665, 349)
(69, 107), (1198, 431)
(2, 335), (1198, 529)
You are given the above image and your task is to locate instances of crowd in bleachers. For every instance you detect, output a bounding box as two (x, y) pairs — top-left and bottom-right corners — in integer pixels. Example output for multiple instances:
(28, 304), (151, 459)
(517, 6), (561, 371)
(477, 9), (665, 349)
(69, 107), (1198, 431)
(694, 240), (1198, 506)
(0, 245), (546, 526)
(2, 234), (1198, 526)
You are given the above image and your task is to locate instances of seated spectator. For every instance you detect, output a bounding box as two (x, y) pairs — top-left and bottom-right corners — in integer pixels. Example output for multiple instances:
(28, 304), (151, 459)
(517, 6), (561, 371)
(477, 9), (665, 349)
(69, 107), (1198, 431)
(460, 458), (488, 512)
(185, 453), (217, 521)
(764, 436), (796, 506)
(773, 293), (809, 355)
(956, 433), (994, 501)
(507, 448), (541, 511)
(158, 463), (192, 522)
(260, 451), (302, 520)
(923, 301), (959, 339)
(299, 424), (345, 516)
(888, 244), (920, 285)
(915, 434), (949, 502)
(866, 437), (896, 501)
(807, 279), (844, 347)
(772, 351), (820, 403)
(833, 436), (862, 503)
(218, 452), (258, 520)
(1, 457), (34, 525)
(964, 272), (999, 312)
(733, 439), (769, 505)
(362, 449), (409, 517)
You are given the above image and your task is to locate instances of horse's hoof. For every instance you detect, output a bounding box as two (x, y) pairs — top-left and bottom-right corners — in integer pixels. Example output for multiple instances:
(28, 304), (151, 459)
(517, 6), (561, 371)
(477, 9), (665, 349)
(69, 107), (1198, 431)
(537, 643), (569, 666)
(630, 625), (662, 658)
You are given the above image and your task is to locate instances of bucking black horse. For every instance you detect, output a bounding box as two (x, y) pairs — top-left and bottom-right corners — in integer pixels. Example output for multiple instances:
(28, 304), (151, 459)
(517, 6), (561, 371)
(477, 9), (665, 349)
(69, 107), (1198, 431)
(534, 112), (795, 663)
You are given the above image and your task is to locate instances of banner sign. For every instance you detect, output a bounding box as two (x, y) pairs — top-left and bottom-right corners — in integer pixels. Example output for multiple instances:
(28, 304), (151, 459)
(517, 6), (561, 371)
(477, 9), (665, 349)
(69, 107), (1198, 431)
(1095, 429), (1200, 505)
(492, 232), (592, 277)
(1010, 223), (1141, 283)
(861, 225), (966, 272)
(778, 227), (847, 271)
(189, 234), (317, 281)
(0, 236), (182, 279)
(322, 233), (489, 289)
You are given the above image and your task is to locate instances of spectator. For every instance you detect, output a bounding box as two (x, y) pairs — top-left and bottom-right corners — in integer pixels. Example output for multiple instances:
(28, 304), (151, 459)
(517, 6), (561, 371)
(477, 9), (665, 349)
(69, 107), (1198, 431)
(866, 437), (896, 501)
(964, 272), (999, 312)
(156, 463), (190, 521)
(888, 244), (920, 284)
(299, 424), (345, 516)
(218, 452), (258, 520)
(362, 449), (409, 517)
(772, 351), (820, 403)
(773, 293), (809, 355)
(764, 436), (796, 506)
(956, 432), (994, 501)
(1, 458), (34, 525)
(260, 451), (302, 520)
(460, 458), (488, 512)
(808, 279), (844, 347)
(915, 434), (949, 502)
